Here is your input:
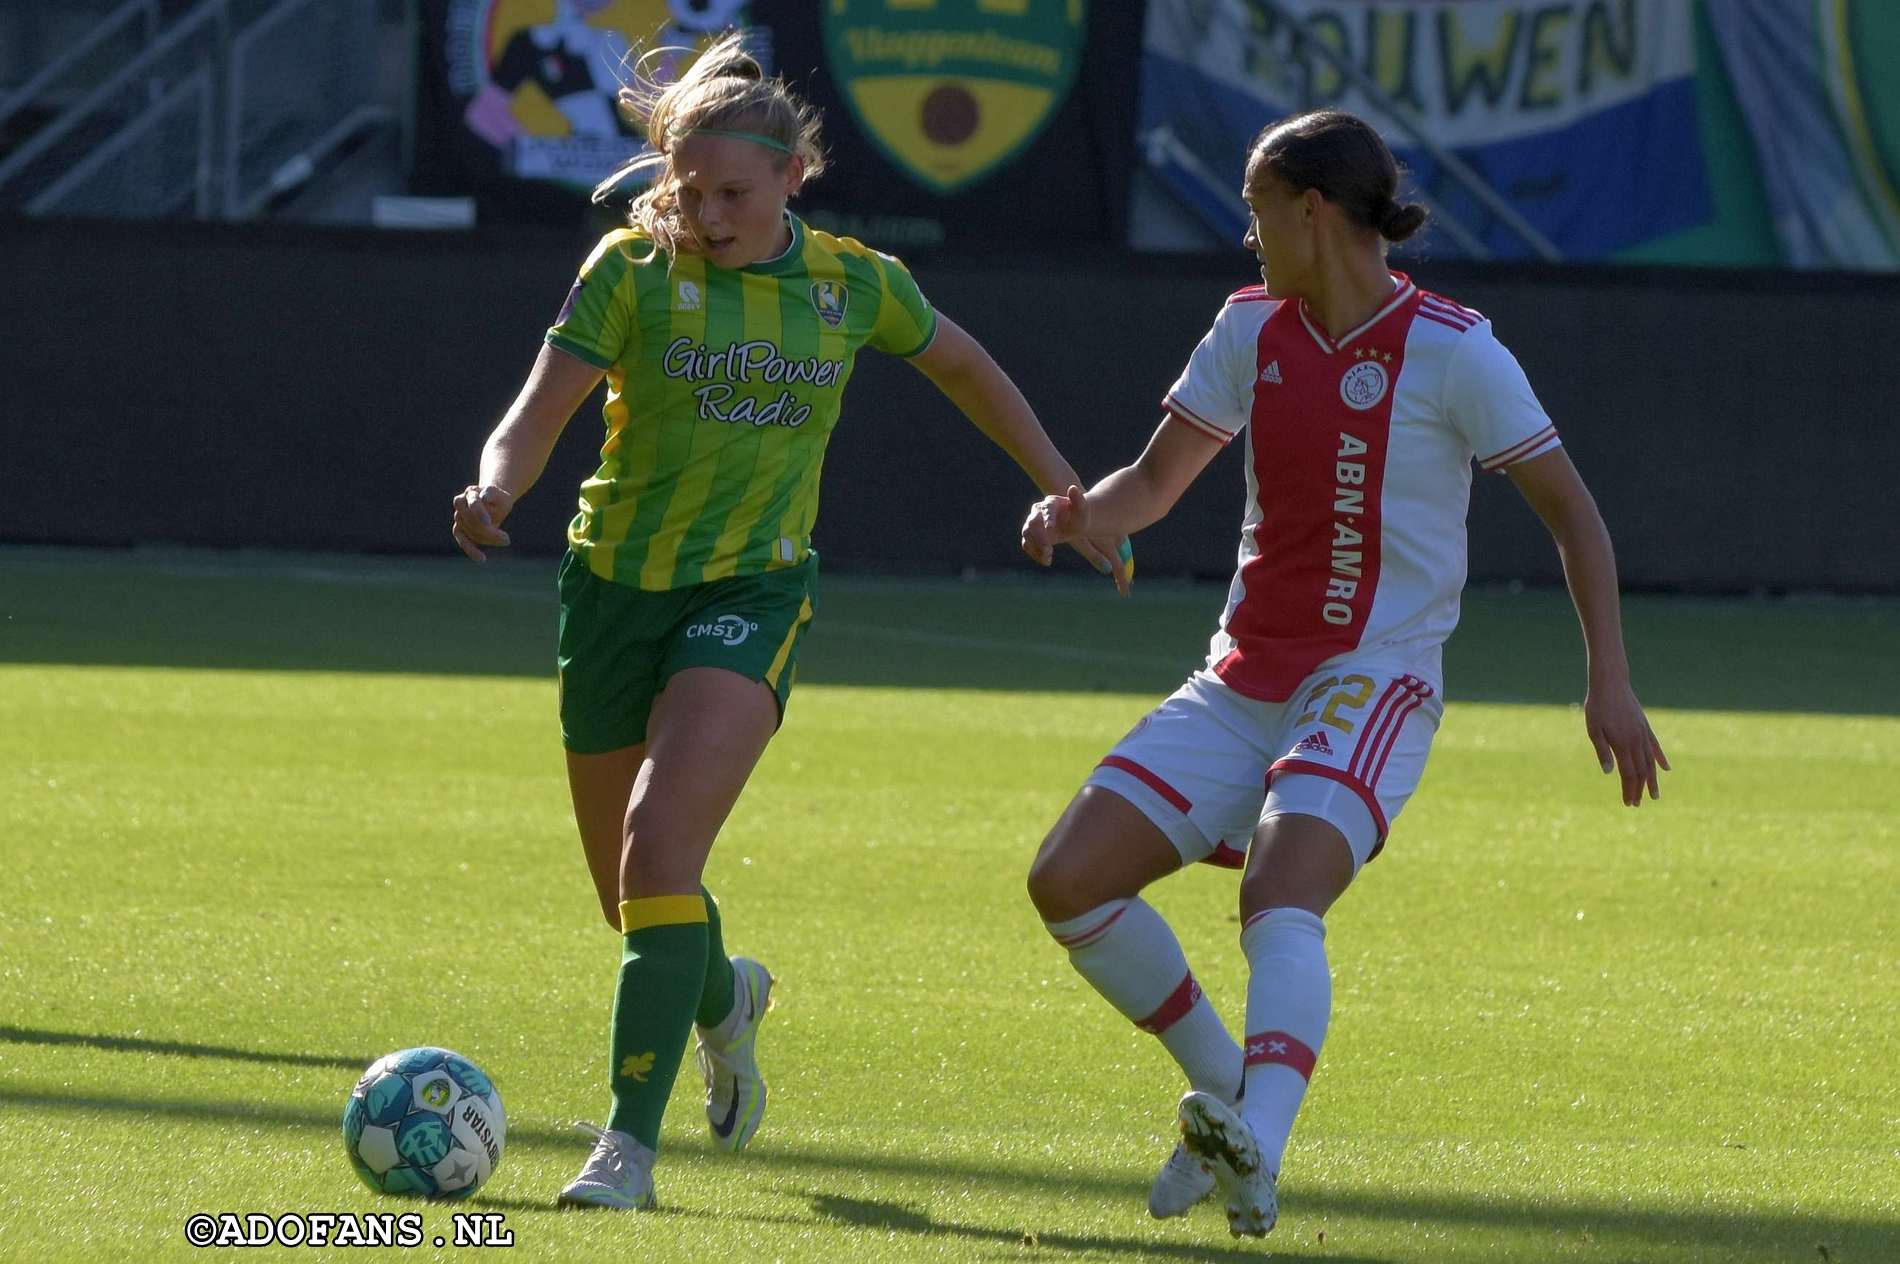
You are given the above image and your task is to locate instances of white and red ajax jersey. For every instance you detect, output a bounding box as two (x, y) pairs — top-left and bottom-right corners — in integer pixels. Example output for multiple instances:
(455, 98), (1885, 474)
(1163, 273), (1560, 702)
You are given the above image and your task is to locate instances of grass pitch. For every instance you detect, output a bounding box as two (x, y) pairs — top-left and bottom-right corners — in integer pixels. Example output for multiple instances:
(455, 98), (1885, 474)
(1, 547), (1896, 1262)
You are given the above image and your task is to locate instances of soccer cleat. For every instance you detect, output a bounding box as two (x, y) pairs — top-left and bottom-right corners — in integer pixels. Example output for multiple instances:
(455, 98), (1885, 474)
(557, 1122), (657, 1210)
(1177, 1090), (1278, 1237)
(694, 956), (774, 1152)
(1147, 1139), (1217, 1218)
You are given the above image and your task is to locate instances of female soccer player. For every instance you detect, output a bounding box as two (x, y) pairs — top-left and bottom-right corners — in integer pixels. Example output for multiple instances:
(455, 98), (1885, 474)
(1020, 109), (1668, 1238)
(451, 33), (1125, 1210)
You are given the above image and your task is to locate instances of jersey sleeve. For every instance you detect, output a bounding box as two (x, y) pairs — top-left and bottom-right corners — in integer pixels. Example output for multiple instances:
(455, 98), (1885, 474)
(1444, 323), (1561, 472)
(1162, 301), (1255, 443)
(545, 233), (638, 370)
(866, 250), (939, 358)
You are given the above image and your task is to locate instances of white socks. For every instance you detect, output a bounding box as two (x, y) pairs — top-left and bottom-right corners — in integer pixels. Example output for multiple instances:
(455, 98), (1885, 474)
(1238, 907), (1330, 1177)
(1045, 898), (1242, 1101)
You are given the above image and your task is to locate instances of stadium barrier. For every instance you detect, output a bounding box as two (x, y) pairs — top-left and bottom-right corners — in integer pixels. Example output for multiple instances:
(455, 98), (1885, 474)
(3, 217), (1895, 592)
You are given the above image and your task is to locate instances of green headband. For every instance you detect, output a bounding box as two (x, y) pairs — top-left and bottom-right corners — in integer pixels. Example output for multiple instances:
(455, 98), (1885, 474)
(679, 127), (792, 155)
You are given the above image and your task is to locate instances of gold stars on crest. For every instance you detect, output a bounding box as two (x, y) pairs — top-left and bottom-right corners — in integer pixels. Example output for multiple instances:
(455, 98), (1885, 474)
(1352, 347), (1394, 363)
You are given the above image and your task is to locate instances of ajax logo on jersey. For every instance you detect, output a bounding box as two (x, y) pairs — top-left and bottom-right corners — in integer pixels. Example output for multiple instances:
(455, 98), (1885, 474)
(1339, 360), (1389, 411)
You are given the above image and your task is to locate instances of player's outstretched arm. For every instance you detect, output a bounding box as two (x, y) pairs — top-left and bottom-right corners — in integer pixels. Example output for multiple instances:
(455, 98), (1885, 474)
(452, 343), (604, 562)
(1021, 415), (1222, 567)
(1507, 448), (1670, 806)
(905, 314), (1131, 594)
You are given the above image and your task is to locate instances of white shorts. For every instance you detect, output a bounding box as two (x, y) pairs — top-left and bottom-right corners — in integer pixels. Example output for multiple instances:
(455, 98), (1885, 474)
(1085, 664), (1443, 873)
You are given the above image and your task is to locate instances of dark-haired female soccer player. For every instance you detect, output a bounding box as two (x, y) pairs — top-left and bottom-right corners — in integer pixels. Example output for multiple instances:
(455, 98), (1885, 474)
(1022, 110), (1668, 1238)
(451, 32), (1125, 1211)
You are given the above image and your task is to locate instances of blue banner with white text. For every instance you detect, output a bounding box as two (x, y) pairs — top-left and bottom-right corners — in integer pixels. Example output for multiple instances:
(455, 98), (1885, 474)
(1131, 0), (1711, 261)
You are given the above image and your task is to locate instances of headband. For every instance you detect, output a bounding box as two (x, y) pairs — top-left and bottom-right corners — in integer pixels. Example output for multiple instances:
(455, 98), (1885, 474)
(679, 127), (792, 155)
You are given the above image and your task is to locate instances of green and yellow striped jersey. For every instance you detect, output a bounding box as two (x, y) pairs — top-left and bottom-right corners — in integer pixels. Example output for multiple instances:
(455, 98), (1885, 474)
(546, 213), (938, 591)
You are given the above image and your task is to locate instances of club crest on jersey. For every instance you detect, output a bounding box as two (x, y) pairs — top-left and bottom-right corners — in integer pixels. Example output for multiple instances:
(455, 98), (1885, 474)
(1340, 360), (1389, 411)
(810, 281), (848, 329)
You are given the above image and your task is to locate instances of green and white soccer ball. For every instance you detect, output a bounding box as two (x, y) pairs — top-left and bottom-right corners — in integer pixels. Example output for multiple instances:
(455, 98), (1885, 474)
(342, 1047), (505, 1199)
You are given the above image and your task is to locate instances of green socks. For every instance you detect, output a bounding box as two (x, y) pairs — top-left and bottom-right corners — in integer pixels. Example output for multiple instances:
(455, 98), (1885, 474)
(607, 895), (709, 1149)
(697, 886), (736, 1029)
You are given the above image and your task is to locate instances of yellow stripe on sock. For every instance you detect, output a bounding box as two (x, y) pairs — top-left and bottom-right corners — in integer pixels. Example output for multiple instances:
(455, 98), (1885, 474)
(763, 595), (814, 690)
(619, 895), (710, 933)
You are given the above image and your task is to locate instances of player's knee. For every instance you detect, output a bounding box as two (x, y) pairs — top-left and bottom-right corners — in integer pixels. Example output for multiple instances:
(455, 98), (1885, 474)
(1026, 837), (1088, 922)
(1237, 866), (1328, 921)
(1029, 833), (1131, 923)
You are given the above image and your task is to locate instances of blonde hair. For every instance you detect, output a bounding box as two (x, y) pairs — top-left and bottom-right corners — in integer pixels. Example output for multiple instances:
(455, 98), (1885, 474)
(592, 31), (826, 258)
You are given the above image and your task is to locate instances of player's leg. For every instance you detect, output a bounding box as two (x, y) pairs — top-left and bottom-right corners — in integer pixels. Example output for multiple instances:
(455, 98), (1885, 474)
(567, 745), (753, 1145)
(556, 546), (663, 933)
(564, 666), (782, 1208)
(1030, 789), (1231, 1218)
(1030, 786), (1242, 1100)
(553, 556), (676, 1208)
(1028, 673), (1274, 1217)
(610, 665), (779, 1142)
(554, 554), (794, 1205)
(566, 744), (644, 930)
(1185, 805), (1355, 1237)
(1188, 670), (1441, 1236)
(659, 560), (815, 1152)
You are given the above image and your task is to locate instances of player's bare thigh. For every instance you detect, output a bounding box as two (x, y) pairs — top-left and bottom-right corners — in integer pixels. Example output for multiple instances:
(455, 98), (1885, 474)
(564, 669), (781, 921)
(1239, 811), (1356, 921)
(1027, 786), (1184, 923)
(619, 666), (780, 900)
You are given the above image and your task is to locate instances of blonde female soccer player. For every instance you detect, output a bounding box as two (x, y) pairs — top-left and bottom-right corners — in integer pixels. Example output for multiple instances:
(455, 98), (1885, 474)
(1021, 109), (1668, 1238)
(451, 33), (1126, 1210)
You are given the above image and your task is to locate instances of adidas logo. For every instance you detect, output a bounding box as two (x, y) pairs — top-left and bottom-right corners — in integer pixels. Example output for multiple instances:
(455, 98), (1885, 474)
(1260, 360), (1283, 384)
(1293, 729), (1332, 755)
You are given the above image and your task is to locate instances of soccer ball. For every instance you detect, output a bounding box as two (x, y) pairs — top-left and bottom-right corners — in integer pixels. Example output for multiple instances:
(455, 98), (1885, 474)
(342, 1047), (505, 1199)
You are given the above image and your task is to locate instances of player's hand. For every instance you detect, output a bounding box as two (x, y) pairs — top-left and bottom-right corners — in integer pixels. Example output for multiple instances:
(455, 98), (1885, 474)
(1584, 677), (1669, 807)
(1072, 535), (1132, 597)
(1022, 484), (1088, 563)
(452, 484), (515, 562)
(1023, 487), (1131, 597)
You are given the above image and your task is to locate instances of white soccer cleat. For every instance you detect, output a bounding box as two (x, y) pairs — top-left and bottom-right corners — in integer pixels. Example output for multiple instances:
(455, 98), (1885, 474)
(557, 1123), (657, 1210)
(695, 956), (774, 1152)
(1148, 1139), (1217, 1218)
(1177, 1090), (1278, 1237)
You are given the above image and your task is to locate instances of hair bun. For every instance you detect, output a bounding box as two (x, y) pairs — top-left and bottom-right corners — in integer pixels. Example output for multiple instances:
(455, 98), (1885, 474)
(1378, 198), (1428, 243)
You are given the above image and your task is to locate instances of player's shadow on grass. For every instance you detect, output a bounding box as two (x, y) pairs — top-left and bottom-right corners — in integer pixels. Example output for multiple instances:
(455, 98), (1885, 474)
(4, 1084), (1893, 1258)
(793, 1192), (1371, 1263)
(0, 1025), (371, 1071)
(0, 1084), (586, 1152)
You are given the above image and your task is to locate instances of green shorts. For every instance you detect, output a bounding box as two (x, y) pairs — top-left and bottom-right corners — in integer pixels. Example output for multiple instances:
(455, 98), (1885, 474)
(556, 549), (818, 754)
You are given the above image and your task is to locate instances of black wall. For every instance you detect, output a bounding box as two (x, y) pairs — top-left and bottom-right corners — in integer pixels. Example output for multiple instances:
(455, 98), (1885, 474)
(3, 216), (1896, 591)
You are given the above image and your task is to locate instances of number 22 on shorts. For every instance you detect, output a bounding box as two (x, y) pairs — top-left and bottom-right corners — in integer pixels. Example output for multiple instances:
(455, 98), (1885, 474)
(1296, 674), (1376, 733)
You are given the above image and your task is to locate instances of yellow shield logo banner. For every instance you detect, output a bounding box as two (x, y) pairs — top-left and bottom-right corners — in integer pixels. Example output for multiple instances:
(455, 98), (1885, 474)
(823, 1), (1087, 194)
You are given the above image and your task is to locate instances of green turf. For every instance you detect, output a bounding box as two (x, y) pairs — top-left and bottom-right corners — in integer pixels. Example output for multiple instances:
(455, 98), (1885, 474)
(1, 548), (1896, 1262)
